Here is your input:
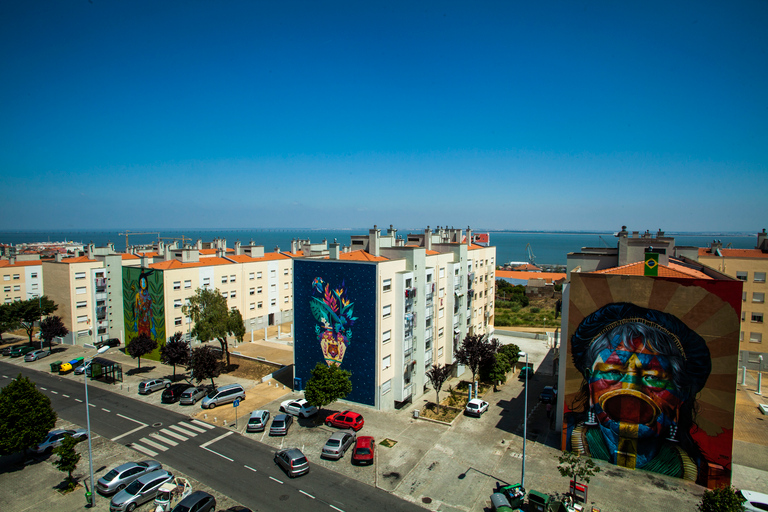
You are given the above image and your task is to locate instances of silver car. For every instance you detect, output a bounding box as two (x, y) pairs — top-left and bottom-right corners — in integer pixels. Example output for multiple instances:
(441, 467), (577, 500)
(321, 431), (356, 460)
(109, 469), (173, 512)
(274, 448), (309, 478)
(269, 414), (293, 436)
(179, 385), (208, 405)
(30, 429), (88, 454)
(24, 349), (50, 362)
(96, 460), (162, 495)
(138, 378), (171, 395)
(246, 410), (270, 433)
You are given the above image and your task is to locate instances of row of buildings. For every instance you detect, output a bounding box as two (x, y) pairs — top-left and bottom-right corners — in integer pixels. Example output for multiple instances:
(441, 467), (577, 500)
(1, 225), (496, 411)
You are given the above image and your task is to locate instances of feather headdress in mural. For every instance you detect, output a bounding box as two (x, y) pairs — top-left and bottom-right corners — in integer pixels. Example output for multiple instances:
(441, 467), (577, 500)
(310, 277), (357, 367)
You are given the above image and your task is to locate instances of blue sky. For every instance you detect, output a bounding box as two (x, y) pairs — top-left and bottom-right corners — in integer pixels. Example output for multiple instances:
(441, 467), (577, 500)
(1, 1), (766, 232)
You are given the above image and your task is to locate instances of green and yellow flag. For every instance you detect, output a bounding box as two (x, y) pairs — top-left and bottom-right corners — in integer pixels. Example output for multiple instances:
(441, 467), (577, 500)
(644, 252), (659, 276)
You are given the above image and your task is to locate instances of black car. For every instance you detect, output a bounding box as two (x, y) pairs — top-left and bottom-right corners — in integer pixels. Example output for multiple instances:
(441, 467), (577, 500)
(161, 383), (190, 404)
(539, 386), (556, 404)
(96, 338), (121, 349)
(170, 490), (216, 512)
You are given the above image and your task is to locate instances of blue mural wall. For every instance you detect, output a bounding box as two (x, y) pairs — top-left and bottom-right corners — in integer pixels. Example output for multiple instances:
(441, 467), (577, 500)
(294, 259), (377, 407)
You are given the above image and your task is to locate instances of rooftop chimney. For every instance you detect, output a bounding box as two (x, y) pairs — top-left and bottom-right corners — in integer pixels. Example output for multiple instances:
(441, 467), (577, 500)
(235, 241), (242, 256)
(330, 240), (340, 260)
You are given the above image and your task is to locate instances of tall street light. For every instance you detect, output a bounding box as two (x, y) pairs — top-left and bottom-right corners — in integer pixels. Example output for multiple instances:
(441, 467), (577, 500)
(519, 350), (529, 489)
(83, 345), (109, 507)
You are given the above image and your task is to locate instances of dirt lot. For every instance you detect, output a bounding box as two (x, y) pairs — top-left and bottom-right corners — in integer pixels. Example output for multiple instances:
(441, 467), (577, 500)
(224, 354), (281, 382)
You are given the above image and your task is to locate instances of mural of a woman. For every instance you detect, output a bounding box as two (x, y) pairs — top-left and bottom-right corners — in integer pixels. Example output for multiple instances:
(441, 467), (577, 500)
(567, 303), (712, 483)
(309, 277), (357, 367)
(132, 269), (157, 339)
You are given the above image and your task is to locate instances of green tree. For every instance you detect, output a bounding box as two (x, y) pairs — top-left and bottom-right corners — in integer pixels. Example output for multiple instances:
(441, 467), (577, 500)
(52, 434), (81, 491)
(12, 296), (58, 345)
(454, 334), (499, 384)
(557, 451), (601, 493)
(229, 309), (246, 345)
(304, 363), (352, 415)
(425, 364), (452, 414)
(160, 332), (190, 380)
(183, 288), (245, 368)
(0, 303), (20, 344)
(497, 343), (521, 367)
(188, 345), (222, 388)
(0, 374), (57, 460)
(698, 486), (745, 512)
(40, 315), (68, 351)
(486, 352), (512, 391)
(127, 333), (158, 369)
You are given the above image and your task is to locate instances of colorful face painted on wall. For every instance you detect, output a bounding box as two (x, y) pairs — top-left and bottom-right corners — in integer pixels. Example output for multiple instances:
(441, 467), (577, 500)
(309, 277), (357, 367)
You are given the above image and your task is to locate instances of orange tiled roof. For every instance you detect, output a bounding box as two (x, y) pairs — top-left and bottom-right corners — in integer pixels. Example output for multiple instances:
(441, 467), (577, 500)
(426, 250), (440, 256)
(698, 248), (768, 259)
(0, 259), (43, 268)
(496, 270), (566, 283)
(120, 253), (140, 260)
(593, 261), (712, 279)
(60, 256), (98, 263)
(510, 263), (541, 271)
(199, 248), (236, 255)
(149, 257), (233, 270)
(137, 251), (160, 258)
(337, 250), (388, 262)
(467, 243), (485, 250)
(227, 252), (290, 263)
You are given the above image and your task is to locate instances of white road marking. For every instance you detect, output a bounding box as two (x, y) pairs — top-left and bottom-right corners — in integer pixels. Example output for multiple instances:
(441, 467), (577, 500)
(149, 433), (178, 447)
(88, 403), (96, 408)
(138, 437), (169, 451)
(168, 424), (197, 437)
(330, 506), (345, 512)
(40, 387), (47, 390)
(63, 394), (70, 398)
(178, 421), (206, 433)
(130, 443), (158, 457)
(2, 375), (8, 379)
(269, 476), (283, 484)
(111, 416), (149, 441)
(50, 390), (58, 394)
(300, 490), (315, 499)
(160, 429), (188, 441)
(74, 398), (83, 403)
(201, 446), (233, 461)
(244, 465), (257, 472)
(199, 431), (233, 448)
(102, 408), (111, 412)
(190, 419), (215, 430)
(117, 414), (146, 425)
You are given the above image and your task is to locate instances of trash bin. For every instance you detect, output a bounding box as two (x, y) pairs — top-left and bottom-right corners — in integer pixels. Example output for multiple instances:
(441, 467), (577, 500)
(490, 492), (513, 512)
(413, 410), (420, 419)
(500, 483), (525, 509)
(527, 490), (550, 512)
(50, 361), (62, 373)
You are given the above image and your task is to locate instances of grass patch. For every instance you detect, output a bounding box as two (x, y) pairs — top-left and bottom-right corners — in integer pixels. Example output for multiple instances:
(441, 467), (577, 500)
(380, 438), (398, 448)
(421, 402), (463, 423)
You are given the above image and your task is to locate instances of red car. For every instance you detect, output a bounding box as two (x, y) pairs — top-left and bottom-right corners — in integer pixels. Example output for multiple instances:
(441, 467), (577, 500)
(352, 436), (375, 465)
(325, 411), (365, 431)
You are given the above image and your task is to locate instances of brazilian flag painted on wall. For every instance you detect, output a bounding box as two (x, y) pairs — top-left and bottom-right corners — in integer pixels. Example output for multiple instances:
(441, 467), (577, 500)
(644, 252), (659, 276)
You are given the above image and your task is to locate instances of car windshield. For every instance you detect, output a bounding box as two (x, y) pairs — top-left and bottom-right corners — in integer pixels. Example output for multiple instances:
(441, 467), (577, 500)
(272, 420), (284, 427)
(103, 469), (119, 481)
(206, 389), (218, 399)
(356, 448), (371, 455)
(468, 403), (478, 409)
(326, 439), (341, 447)
(294, 457), (307, 464)
(181, 391), (191, 397)
(124, 480), (143, 495)
(248, 418), (261, 424)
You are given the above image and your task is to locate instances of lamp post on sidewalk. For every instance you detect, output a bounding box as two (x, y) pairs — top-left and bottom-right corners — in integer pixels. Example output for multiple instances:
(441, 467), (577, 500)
(519, 350), (529, 489)
(83, 345), (110, 507)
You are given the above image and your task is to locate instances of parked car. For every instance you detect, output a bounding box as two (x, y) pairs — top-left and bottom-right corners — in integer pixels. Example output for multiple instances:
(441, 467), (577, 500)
(201, 383), (245, 409)
(246, 410), (270, 433)
(179, 385), (208, 405)
(321, 431), (356, 460)
(96, 460), (162, 495)
(351, 436), (375, 465)
(96, 338), (121, 349)
(74, 362), (88, 375)
(30, 428), (88, 455)
(138, 378), (172, 395)
(10, 345), (35, 358)
(325, 411), (364, 431)
(280, 398), (318, 418)
(274, 448), (309, 478)
(221, 507), (253, 512)
(109, 469), (173, 512)
(739, 490), (768, 512)
(539, 386), (556, 404)
(161, 383), (190, 404)
(24, 349), (51, 362)
(518, 366), (534, 380)
(169, 490), (216, 512)
(465, 399), (489, 417)
(269, 414), (293, 436)
(1, 345), (15, 356)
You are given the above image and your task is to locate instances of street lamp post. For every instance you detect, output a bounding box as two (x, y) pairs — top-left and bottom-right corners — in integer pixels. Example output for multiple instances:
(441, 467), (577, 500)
(83, 345), (109, 507)
(518, 351), (529, 489)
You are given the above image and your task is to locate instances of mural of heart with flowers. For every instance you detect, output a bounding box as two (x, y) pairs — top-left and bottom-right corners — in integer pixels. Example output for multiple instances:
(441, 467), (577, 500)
(310, 277), (357, 367)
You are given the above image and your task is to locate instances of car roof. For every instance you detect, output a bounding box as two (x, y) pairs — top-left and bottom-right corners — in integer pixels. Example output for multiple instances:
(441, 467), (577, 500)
(741, 490), (768, 502)
(168, 383), (188, 390)
(328, 431), (352, 440)
(284, 448), (305, 458)
(468, 398), (485, 405)
(274, 414), (289, 420)
(249, 410), (268, 418)
(356, 436), (374, 445)
(177, 490), (212, 505)
(136, 469), (169, 484)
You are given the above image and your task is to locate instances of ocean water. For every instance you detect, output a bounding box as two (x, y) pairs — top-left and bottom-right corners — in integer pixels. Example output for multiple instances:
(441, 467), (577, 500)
(0, 229), (758, 266)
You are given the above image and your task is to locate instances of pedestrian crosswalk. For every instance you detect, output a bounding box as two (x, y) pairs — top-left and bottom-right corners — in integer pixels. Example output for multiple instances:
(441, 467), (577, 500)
(128, 419), (215, 457)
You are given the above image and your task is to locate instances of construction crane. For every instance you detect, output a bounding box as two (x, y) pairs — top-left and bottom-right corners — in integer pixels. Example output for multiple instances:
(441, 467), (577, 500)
(599, 236), (612, 247)
(158, 235), (192, 247)
(118, 231), (160, 252)
(526, 243), (536, 266)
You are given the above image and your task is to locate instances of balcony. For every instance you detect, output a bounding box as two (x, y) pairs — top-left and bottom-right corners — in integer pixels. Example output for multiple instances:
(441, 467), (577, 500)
(96, 306), (107, 320)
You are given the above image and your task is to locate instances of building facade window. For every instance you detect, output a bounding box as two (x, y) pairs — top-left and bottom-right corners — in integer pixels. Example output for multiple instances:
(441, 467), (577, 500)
(13, 285), (20, 291)
(250, 288), (255, 295)
(383, 305), (391, 318)
(174, 299), (182, 308)
(75, 272), (86, 280)
(250, 303), (255, 310)
(184, 280), (192, 289)
(736, 271), (748, 281)
(382, 330), (391, 343)
(175, 317), (183, 326)
(382, 379), (391, 395)
(383, 279), (392, 292)
(258, 302), (263, 309)
(753, 313), (764, 323)
(270, 299), (276, 306)
(257, 272), (262, 279)
(30, 272), (38, 278)
(438, 347), (444, 357)
(230, 290), (236, 298)
(755, 272), (766, 283)
(222, 292), (228, 298)
(249, 272), (255, 280)
(257, 287), (262, 294)
(438, 327), (444, 338)
(230, 275), (236, 282)
(173, 281), (181, 290)
(383, 355), (391, 370)
(77, 315), (88, 323)
(203, 277), (210, 286)
(439, 267), (445, 278)
(222, 276), (228, 283)
(76, 286), (87, 295)
(750, 332), (763, 343)
(284, 296), (289, 303)
(284, 269), (289, 275)
(754, 292), (765, 303)
(439, 308), (444, 319)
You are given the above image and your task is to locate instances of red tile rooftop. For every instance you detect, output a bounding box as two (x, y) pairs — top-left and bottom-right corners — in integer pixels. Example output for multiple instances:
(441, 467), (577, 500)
(698, 248), (768, 258)
(120, 253), (140, 260)
(496, 270), (566, 283)
(149, 257), (233, 269)
(59, 256), (98, 264)
(337, 250), (388, 262)
(227, 252), (290, 263)
(592, 261), (712, 279)
(0, 259), (43, 267)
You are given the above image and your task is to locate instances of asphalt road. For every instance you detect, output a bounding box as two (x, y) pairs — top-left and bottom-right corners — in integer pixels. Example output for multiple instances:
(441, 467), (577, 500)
(0, 361), (423, 512)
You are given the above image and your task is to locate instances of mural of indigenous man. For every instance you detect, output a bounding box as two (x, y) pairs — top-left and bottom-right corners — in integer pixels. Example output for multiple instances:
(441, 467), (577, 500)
(567, 302), (712, 483)
(309, 277), (357, 367)
(131, 269), (157, 339)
